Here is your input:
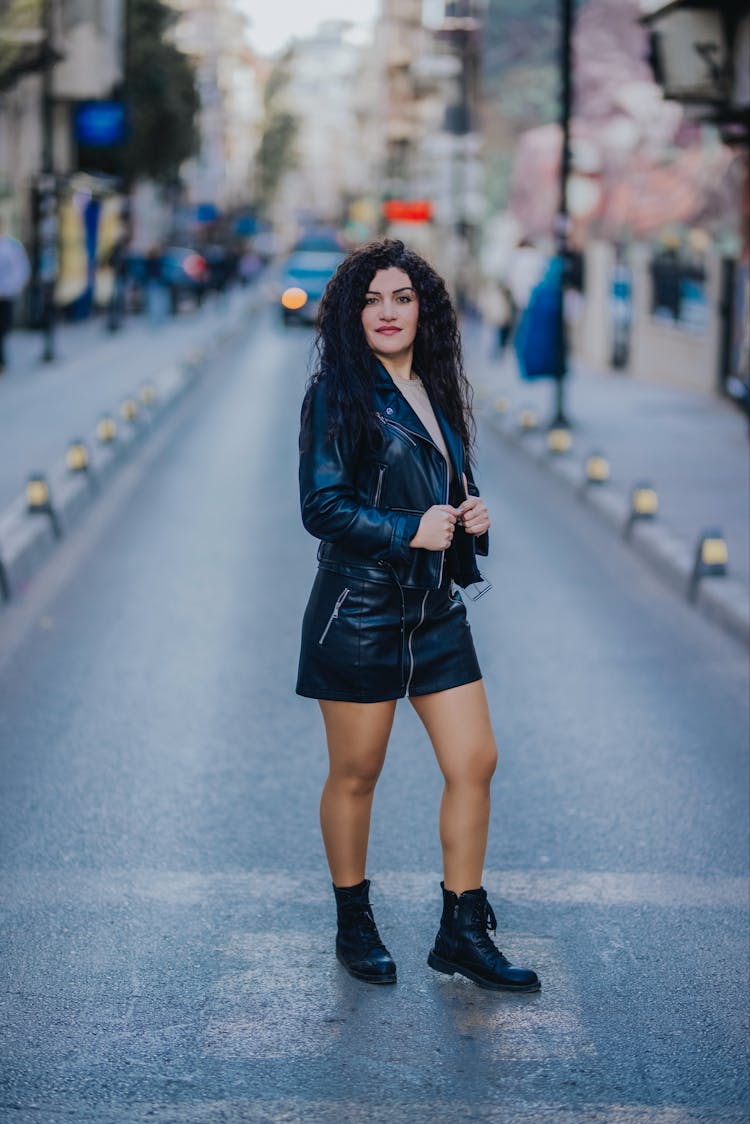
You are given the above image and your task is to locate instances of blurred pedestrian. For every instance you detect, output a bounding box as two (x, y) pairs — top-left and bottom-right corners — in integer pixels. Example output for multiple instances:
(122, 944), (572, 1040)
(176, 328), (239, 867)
(105, 235), (128, 332)
(297, 239), (540, 993)
(505, 237), (546, 320)
(480, 279), (514, 358)
(144, 245), (167, 325)
(0, 219), (31, 373)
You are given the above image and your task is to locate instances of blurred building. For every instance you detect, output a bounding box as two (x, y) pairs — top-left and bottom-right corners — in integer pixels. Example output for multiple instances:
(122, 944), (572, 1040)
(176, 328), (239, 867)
(272, 20), (370, 233)
(0, 0), (124, 238)
(477, 0), (747, 399)
(369, 0), (484, 294)
(170, 0), (263, 214)
(0, 0), (125, 319)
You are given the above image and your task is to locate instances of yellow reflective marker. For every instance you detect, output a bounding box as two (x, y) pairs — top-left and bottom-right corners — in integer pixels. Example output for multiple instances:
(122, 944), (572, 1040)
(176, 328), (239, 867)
(547, 426), (572, 454)
(585, 453), (610, 483)
(121, 398), (138, 422)
(631, 486), (658, 516)
(519, 408), (538, 431)
(97, 416), (117, 443)
(494, 396), (509, 414)
(282, 287), (308, 310)
(26, 476), (50, 510)
(689, 528), (729, 601)
(140, 385), (155, 406)
(67, 441), (89, 472)
(701, 537), (728, 567)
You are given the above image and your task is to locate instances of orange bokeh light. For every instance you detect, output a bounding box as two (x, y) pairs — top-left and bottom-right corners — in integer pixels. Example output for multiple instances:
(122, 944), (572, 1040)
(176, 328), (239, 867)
(281, 287), (308, 310)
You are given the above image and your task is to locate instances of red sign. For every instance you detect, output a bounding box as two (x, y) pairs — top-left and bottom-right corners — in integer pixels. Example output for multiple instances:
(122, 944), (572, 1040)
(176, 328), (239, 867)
(382, 200), (433, 223)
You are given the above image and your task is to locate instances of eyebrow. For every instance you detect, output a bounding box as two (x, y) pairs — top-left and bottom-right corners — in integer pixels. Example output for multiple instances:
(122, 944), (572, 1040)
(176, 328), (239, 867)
(365, 286), (416, 296)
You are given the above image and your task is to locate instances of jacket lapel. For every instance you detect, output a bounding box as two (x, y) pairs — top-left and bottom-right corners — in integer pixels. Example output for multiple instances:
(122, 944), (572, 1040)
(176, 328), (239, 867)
(372, 357), (464, 483)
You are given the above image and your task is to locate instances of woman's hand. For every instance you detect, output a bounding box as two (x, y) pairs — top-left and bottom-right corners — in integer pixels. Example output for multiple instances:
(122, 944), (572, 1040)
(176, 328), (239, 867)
(410, 505), (461, 550)
(457, 475), (490, 537)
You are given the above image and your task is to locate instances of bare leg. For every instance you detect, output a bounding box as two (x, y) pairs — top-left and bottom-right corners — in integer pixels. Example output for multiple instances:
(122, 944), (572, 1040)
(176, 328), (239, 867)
(318, 699), (397, 887)
(410, 681), (498, 894)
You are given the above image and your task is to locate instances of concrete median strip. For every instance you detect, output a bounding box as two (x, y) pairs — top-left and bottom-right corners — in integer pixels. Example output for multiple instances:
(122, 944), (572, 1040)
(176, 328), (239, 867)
(0, 296), (261, 607)
(483, 406), (750, 648)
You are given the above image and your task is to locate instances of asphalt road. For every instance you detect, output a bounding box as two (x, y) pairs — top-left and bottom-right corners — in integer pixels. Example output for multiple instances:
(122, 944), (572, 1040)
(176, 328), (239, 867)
(1, 310), (748, 1123)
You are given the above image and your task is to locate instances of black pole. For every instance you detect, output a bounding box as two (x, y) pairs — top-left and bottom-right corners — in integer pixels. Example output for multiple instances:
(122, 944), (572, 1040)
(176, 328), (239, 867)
(552, 0), (573, 426)
(39, 0), (56, 362)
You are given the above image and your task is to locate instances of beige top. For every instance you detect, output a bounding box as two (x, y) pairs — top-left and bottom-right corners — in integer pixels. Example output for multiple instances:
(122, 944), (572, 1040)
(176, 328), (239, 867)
(389, 371), (453, 481)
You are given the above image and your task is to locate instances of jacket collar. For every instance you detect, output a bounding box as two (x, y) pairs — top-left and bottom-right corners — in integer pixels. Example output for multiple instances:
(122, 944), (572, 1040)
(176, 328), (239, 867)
(371, 357), (464, 484)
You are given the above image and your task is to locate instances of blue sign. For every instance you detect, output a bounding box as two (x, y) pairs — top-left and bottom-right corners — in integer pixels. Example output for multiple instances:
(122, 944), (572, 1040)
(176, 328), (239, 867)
(195, 203), (219, 223)
(74, 101), (127, 147)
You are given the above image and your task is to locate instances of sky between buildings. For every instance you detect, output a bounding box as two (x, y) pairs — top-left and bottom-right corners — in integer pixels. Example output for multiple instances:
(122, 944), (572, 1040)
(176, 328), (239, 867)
(238, 0), (380, 55)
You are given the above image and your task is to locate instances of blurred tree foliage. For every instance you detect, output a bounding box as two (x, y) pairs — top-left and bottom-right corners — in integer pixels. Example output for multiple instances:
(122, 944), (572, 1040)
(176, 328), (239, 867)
(122, 0), (199, 184)
(253, 50), (298, 218)
(481, 0), (560, 210)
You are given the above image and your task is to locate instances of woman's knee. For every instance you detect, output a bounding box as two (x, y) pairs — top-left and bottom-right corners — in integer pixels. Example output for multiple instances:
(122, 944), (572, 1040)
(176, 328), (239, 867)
(327, 762), (382, 798)
(445, 741), (498, 787)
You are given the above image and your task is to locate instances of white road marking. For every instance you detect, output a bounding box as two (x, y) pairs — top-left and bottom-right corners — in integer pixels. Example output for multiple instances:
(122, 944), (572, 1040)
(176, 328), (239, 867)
(1, 868), (746, 909)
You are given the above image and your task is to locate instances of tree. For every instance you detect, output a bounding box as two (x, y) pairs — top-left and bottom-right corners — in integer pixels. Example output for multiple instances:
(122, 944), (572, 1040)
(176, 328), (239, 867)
(122, 0), (199, 184)
(252, 50), (298, 218)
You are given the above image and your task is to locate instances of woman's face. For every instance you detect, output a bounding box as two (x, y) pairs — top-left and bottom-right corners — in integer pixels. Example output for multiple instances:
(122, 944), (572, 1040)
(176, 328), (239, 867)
(360, 267), (419, 361)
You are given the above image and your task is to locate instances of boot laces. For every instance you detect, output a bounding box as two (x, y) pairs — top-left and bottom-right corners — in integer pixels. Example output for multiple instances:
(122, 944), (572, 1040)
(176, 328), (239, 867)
(342, 903), (385, 952)
(471, 898), (510, 964)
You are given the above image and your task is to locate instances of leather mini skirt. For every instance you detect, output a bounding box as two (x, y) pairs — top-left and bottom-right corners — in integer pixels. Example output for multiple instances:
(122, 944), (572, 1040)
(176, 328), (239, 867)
(296, 566), (482, 703)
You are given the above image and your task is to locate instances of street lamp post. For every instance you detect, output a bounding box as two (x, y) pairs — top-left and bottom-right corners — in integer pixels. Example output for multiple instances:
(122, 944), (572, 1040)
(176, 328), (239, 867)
(553, 0), (573, 428)
(35, 0), (57, 363)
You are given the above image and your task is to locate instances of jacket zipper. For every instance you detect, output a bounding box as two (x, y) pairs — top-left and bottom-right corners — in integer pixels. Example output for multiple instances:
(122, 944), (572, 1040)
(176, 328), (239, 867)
(405, 590), (429, 695)
(373, 465), (385, 507)
(437, 457), (449, 588)
(376, 410), (454, 589)
(376, 412), (417, 447)
(318, 587), (351, 645)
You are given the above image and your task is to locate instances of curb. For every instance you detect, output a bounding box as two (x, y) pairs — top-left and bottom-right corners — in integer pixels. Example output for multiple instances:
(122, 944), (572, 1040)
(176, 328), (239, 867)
(0, 294), (262, 608)
(482, 406), (750, 649)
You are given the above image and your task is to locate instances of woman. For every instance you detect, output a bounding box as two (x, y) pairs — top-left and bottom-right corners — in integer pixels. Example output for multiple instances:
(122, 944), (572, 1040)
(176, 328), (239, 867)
(297, 240), (539, 993)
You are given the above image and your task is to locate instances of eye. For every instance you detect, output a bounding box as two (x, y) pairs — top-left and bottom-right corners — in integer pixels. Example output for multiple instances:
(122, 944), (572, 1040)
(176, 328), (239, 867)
(396, 294), (414, 303)
(364, 296), (378, 306)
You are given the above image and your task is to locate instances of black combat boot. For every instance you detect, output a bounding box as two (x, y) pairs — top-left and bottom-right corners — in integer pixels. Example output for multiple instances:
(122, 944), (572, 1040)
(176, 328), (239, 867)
(428, 883), (540, 992)
(333, 879), (397, 985)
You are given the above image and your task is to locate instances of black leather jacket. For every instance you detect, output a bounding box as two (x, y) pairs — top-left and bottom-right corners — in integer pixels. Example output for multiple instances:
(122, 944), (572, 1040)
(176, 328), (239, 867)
(299, 359), (488, 590)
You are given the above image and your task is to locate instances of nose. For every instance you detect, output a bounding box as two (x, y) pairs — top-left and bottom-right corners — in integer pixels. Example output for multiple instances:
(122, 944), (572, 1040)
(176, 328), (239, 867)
(379, 299), (397, 320)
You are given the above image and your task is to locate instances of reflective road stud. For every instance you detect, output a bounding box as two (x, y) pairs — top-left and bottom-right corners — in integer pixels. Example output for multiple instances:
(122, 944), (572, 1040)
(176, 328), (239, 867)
(26, 473), (61, 538)
(140, 384), (155, 407)
(518, 407), (538, 432)
(66, 440), (89, 473)
(120, 398), (139, 423)
(689, 528), (729, 602)
(624, 482), (658, 539)
(97, 416), (117, 444)
(547, 426), (572, 454)
(585, 452), (610, 485)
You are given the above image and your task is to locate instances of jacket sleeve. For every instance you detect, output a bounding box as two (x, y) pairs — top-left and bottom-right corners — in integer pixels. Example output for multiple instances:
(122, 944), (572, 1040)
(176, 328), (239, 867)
(299, 380), (422, 564)
(464, 463), (489, 557)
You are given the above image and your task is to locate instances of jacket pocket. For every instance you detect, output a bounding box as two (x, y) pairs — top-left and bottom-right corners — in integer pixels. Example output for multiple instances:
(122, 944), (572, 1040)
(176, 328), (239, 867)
(318, 587), (351, 645)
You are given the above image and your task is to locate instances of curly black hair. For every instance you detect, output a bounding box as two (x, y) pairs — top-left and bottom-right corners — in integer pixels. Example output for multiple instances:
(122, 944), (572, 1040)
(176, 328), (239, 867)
(303, 239), (475, 462)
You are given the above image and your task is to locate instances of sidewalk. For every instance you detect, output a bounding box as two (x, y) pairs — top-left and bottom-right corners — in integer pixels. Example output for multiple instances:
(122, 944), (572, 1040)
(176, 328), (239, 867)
(0, 286), (262, 601)
(464, 320), (750, 644)
(0, 288), (256, 511)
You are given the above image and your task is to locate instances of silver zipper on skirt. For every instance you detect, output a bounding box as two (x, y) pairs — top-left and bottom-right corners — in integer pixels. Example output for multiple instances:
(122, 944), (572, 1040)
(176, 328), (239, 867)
(405, 590), (430, 695)
(318, 587), (351, 645)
